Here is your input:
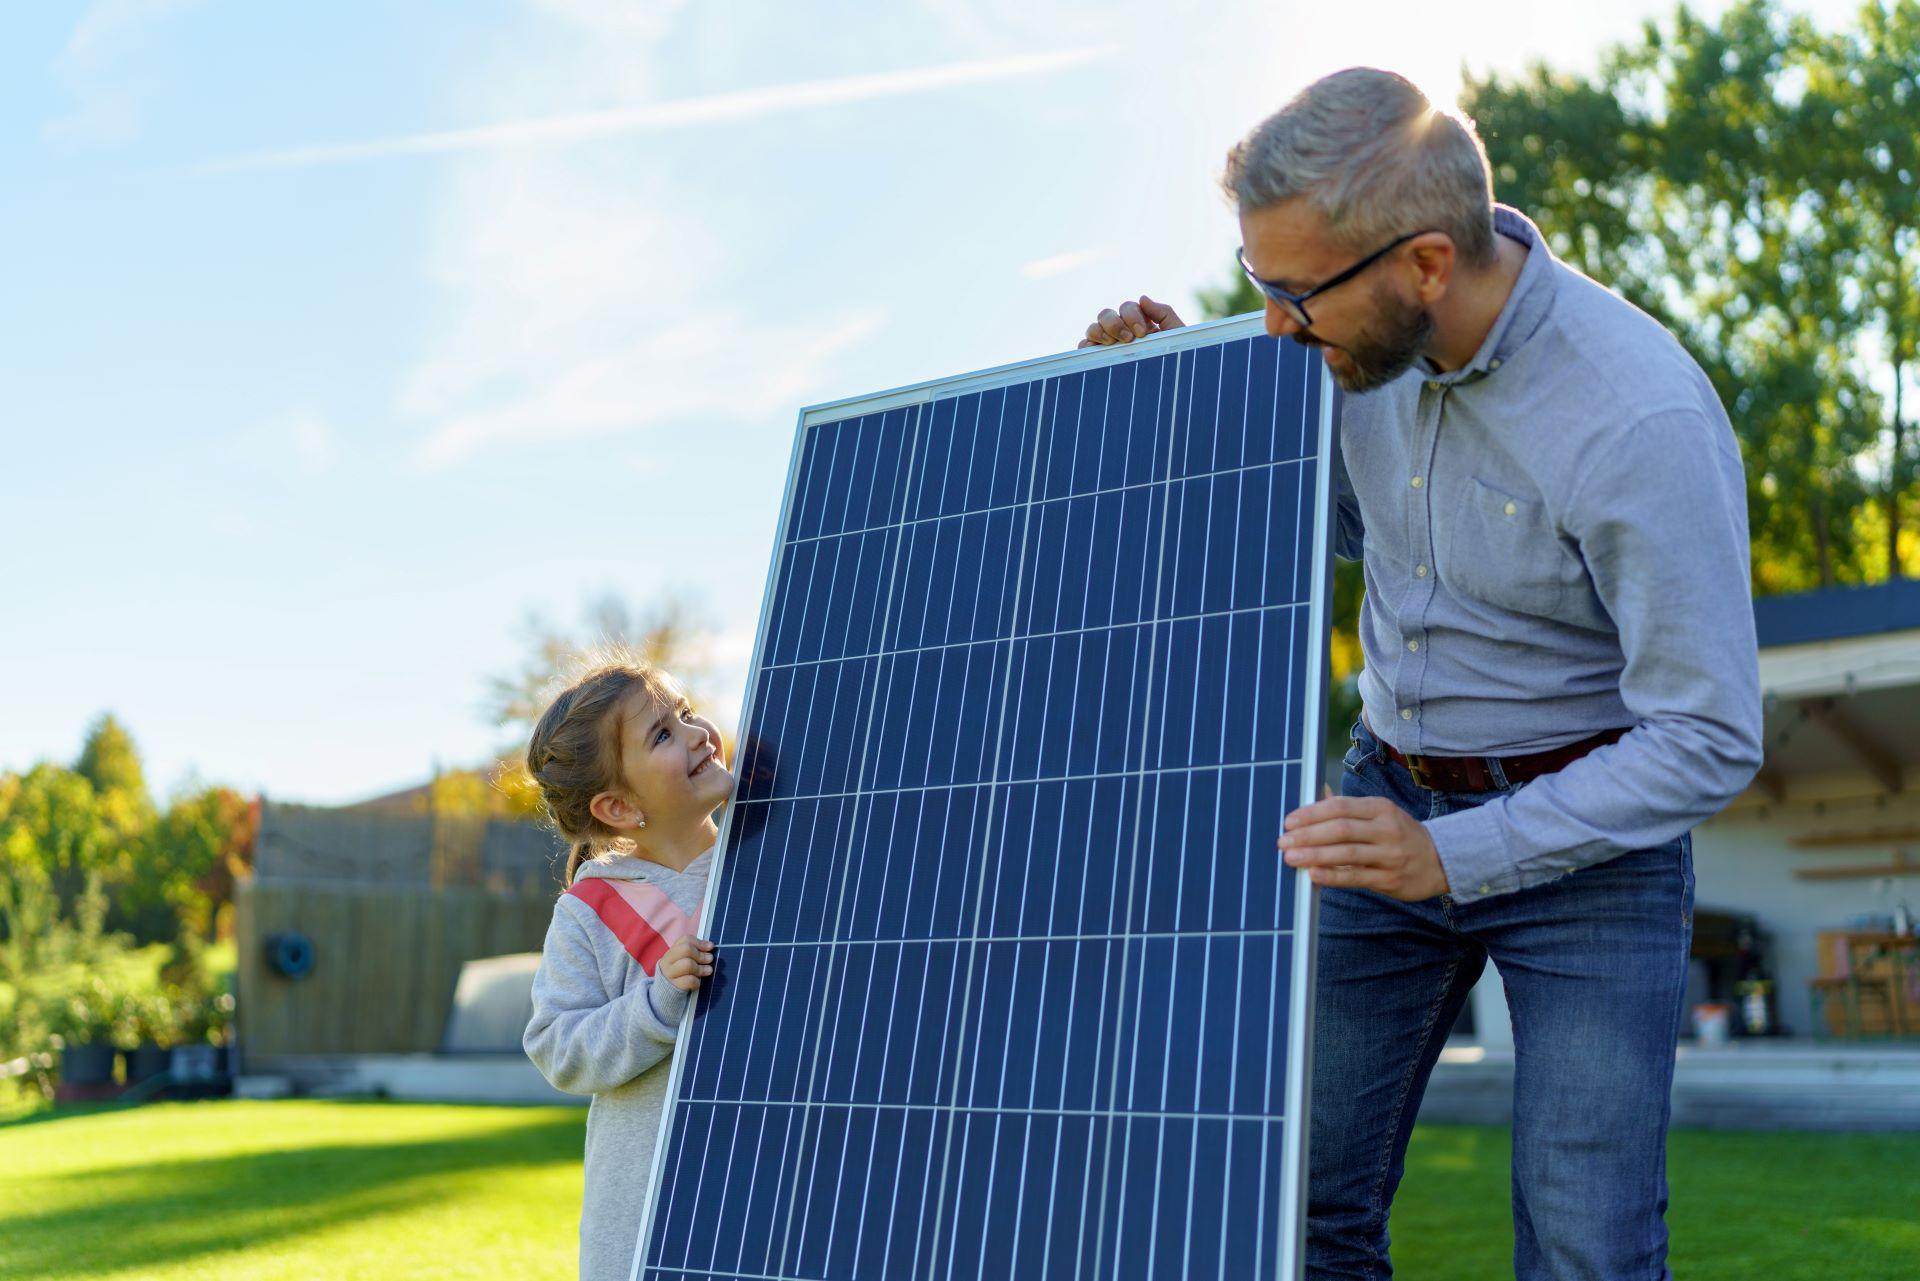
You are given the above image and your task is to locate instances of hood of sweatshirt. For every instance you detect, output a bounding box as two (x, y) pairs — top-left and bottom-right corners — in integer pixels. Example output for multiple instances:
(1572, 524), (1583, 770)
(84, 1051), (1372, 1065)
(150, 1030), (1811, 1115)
(572, 847), (714, 886)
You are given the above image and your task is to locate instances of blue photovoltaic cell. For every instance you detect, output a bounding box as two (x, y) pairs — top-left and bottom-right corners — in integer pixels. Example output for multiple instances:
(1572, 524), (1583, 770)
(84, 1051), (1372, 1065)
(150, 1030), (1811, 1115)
(633, 324), (1331, 1281)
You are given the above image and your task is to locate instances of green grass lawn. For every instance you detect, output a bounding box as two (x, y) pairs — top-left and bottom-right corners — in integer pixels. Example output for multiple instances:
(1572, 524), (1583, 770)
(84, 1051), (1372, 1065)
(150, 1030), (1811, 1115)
(1, 1101), (1915, 1279)
(1391, 1125), (1920, 1279)
(0, 1100), (584, 1281)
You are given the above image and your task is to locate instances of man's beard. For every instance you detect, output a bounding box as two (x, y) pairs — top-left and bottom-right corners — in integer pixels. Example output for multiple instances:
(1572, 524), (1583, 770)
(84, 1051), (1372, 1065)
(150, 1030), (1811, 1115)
(1299, 286), (1435, 394)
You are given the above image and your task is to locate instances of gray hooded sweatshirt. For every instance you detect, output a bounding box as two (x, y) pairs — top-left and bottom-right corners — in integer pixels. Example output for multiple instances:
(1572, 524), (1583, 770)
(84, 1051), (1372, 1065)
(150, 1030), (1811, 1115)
(523, 849), (711, 1281)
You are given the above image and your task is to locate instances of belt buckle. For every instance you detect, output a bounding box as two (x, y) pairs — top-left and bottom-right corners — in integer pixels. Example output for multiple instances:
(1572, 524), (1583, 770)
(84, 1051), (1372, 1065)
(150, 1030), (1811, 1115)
(1406, 756), (1438, 791)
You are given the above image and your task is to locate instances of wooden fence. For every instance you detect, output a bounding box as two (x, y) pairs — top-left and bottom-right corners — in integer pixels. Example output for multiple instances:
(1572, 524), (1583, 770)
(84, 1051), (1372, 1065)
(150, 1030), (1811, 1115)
(234, 878), (554, 1064)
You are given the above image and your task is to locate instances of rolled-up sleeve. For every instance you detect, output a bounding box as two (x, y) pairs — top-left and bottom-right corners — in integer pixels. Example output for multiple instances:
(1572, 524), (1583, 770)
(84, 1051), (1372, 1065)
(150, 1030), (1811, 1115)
(1424, 405), (1764, 901)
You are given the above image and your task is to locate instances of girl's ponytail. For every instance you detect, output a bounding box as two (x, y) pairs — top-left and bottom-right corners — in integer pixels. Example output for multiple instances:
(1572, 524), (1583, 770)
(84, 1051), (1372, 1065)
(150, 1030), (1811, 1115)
(562, 841), (593, 887)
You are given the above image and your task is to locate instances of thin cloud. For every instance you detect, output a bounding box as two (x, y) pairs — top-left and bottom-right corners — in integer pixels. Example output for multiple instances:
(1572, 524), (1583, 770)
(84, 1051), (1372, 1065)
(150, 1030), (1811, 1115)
(395, 148), (889, 471)
(45, 0), (207, 146)
(408, 308), (888, 470)
(285, 412), (339, 475)
(196, 46), (1115, 174)
(1021, 246), (1108, 279)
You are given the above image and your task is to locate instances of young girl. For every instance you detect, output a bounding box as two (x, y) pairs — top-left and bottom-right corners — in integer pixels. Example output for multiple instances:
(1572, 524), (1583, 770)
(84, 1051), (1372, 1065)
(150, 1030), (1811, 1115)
(521, 655), (729, 1281)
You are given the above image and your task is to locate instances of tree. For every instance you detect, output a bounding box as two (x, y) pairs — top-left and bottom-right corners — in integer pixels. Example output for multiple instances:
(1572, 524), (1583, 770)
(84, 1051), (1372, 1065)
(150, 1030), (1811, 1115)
(120, 785), (259, 945)
(1464, 0), (1920, 590)
(1816, 0), (1920, 578)
(471, 591), (725, 821)
(0, 765), (111, 917)
(74, 713), (154, 843)
(485, 591), (722, 739)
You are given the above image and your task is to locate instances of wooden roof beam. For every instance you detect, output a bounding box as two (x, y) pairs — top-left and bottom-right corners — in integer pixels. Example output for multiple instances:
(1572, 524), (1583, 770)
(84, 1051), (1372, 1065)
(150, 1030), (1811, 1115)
(1803, 697), (1904, 794)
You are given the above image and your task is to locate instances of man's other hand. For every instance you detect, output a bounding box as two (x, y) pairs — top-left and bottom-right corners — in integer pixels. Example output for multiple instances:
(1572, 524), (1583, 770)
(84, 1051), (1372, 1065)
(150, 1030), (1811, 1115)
(1079, 295), (1186, 348)
(1277, 796), (1452, 902)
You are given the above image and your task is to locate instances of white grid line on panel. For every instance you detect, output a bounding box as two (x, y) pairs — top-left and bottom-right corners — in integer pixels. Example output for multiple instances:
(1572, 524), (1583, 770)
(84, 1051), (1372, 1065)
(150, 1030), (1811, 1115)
(769, 405), (925, 1279)
(672, 1099), (1292, 1124)
(1031, 364), (1103, 1281)
(1088, 344), (1184, 1281)
(880, 385), (1020, 1281)
(814, 396), (967, 1277)
(919, 375), (1051, 1281)
(1280, 344), (1333, 1281)
(788, 406), (928, 1278)
(1238, 336), (1287, 1281)
(898, 387), (1021, 1281)
(1179, 341), (1229, 1281)
(1063, 363), (1123, 1281)
(1022, 364), (1083, 1281)
(708, 926), (1299, 950)
(852, 391), (983, 1279)
(781, 451), (1314, 550)
(1175, 339), (1221, 1281)
(733, 753), (1306, 807)
(1215, 340), (1259, 1281)
(730, 414), (894, 1277)
(758, 549), (1311, 673)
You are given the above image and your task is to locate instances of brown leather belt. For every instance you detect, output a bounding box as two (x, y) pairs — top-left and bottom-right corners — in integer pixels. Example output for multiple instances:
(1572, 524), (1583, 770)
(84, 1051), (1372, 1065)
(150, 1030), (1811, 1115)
(1367, 718), (1631, 793)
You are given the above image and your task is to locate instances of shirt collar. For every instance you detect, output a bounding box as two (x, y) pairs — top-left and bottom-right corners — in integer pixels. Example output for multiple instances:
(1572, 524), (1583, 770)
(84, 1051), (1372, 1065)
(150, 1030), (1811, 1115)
(1428, 204), (1556, 385)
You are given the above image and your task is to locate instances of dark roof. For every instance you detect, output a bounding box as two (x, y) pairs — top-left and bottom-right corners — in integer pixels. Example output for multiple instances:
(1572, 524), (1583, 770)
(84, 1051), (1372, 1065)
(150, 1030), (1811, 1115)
(339, 781), (432, 814)
(1755, 578), (1920, 649)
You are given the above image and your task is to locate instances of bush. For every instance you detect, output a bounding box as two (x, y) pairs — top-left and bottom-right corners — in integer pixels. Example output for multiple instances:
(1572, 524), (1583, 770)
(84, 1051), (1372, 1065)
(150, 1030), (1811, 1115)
(0, 871), (176, 1095)
(164, 934), (234, 1046)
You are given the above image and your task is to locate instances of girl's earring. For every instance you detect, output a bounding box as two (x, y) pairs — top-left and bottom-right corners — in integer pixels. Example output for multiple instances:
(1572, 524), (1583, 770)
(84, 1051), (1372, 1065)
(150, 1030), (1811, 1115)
(637, 817), (647, 829)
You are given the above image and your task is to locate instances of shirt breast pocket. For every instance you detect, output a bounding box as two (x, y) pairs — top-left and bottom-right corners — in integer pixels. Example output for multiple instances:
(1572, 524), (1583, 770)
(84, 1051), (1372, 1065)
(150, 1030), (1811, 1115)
(1443, 477), (1567, 616)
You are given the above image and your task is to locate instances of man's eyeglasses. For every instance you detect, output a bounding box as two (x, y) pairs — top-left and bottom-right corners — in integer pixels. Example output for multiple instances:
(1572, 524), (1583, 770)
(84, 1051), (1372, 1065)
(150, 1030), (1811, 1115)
(1237, 229), (1436, 329)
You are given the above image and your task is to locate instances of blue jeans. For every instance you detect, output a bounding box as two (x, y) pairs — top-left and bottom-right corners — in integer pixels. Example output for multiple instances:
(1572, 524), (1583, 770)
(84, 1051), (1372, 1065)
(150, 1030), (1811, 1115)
(1307, 718), (1694, 1280)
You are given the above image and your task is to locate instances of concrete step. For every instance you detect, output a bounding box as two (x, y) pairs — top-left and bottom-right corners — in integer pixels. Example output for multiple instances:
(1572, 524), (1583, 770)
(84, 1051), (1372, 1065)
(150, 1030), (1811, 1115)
(1420, 1042), (1920, 1131)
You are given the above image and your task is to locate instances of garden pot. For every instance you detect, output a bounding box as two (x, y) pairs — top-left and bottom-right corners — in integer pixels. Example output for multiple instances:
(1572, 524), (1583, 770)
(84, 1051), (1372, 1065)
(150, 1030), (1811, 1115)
(124, 1041), (170, 1086)
(170, 1043), (220, 1084)
(61, 1041), (117, 1086)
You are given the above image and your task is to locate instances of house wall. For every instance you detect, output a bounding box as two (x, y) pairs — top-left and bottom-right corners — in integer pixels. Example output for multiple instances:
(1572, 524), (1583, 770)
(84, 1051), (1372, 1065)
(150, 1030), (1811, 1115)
(1693, 789), (1920, 1038)
(1453, 786), (1920, 1048)
(235, 879), (556, 1062)
(236, 802), (568, 1064)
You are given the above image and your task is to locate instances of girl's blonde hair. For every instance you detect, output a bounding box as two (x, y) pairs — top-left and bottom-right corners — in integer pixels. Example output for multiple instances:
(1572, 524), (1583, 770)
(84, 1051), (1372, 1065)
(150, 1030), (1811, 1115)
(524, 653), (684, 886)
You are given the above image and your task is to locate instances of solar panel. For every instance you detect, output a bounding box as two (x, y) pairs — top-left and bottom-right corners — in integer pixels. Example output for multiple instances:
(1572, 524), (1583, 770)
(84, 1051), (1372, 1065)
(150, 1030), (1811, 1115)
(632, 315), (1334, 1281)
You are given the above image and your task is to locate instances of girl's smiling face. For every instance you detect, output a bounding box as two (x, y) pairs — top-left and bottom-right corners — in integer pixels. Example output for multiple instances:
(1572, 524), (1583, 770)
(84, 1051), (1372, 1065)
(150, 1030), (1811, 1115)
(600, 690), (732, 833)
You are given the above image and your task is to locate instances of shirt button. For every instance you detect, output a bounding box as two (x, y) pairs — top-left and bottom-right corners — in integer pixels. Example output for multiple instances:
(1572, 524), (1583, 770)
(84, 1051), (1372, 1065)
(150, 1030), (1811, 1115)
(1488, 358), (1503, 371)
(1410, 476), (1424, 489)
(1503, 501), (1517, 516)
(1415, 564), (1429, 578)
(1426, 380), (1443, 392)
(1478, 883), (1492, 895)
(1407, 639), (1420, 652)
(1400, 708), (1413, 721)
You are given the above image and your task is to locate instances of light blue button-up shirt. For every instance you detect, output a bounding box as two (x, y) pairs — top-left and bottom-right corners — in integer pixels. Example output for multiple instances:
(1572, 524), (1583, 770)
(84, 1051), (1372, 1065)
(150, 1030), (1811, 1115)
(1334, 206), (1764, 902)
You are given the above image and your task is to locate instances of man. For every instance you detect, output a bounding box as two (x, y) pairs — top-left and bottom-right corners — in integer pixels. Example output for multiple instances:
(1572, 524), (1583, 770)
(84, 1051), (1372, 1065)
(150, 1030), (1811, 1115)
(1080, 68), (1762, 1279)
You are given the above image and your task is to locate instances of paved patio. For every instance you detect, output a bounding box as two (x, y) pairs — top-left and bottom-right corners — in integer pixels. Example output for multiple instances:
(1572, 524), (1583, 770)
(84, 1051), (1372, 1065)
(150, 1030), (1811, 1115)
(1422, 1039), (1920, 1131)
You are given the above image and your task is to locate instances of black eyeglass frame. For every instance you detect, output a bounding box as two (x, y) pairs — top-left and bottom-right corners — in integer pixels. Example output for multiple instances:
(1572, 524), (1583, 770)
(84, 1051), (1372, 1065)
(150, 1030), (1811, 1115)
(1237, 229), (1437, 328)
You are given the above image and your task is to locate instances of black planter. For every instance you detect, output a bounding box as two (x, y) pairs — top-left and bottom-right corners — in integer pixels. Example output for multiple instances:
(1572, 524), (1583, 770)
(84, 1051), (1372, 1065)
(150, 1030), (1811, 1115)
(170, 1043), (219, 1084)
(124, 1042), (171, 1086)
(166, 1042), (232, 1098)
(61, 1041), (118, 1086)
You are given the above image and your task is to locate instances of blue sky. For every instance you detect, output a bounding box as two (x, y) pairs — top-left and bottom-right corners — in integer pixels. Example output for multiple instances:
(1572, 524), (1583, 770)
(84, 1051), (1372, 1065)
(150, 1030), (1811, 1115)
(0, 0), (1861, 804)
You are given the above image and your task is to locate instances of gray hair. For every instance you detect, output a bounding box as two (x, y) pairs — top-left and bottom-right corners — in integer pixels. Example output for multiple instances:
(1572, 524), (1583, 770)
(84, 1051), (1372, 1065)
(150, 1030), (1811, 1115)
(1222, 67), (1497, 268)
